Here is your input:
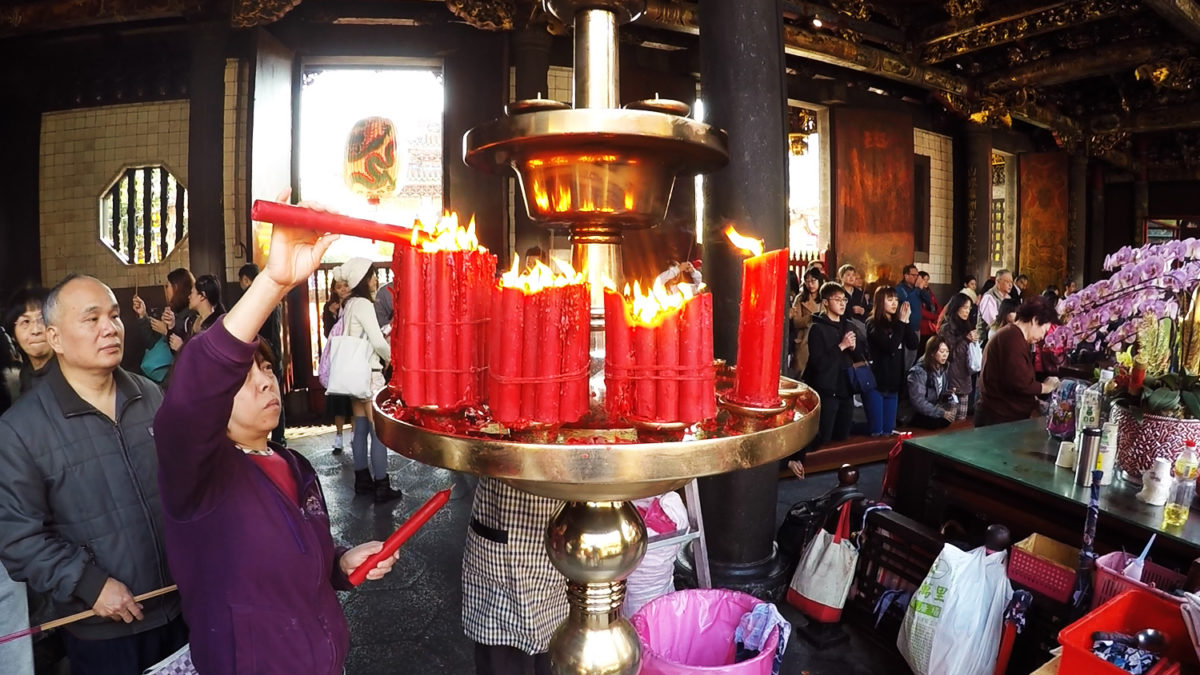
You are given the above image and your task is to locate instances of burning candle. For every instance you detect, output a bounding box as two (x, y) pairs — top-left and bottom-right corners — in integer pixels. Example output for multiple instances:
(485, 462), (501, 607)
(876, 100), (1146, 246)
(488, 257), (589, 427)
(348, 488), (452, 586)
(726, 226), (787, 408)
(605, 282), (715, 425)
(390, 214), (495, 409)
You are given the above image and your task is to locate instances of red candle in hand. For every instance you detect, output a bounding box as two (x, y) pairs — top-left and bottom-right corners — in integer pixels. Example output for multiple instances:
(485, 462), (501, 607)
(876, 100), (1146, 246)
(251, 200), (426, 246)
(727, 226), (787, 408)
(348, 488), (452, 586)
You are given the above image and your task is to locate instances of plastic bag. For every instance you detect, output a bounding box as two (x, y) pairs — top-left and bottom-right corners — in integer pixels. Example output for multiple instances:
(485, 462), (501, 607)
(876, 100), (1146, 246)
(1046, 379), (1084, 440)
(631, 589), (779, 675)
(967, 341), (983, 374)
(897, 545), (1012, 675)
(624, 492), (689, 618)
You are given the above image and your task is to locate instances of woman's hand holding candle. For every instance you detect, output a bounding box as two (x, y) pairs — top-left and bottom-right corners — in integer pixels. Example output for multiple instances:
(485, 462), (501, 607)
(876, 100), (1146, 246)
(341, 542), (400, 582)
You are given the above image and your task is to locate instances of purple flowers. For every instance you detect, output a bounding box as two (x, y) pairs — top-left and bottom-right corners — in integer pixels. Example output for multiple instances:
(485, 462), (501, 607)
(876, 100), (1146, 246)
(1048, 238), (1199, 353)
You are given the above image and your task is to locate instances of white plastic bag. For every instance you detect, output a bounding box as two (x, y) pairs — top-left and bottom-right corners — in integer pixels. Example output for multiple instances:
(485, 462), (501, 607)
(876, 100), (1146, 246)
(897, 544), (1012, 675)
(624, 492), (689, 618)
(967, 341), (983, 374)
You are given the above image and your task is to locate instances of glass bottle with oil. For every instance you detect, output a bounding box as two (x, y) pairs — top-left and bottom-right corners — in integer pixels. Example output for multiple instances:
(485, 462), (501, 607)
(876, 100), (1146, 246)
(1164, 440), (1199, 528)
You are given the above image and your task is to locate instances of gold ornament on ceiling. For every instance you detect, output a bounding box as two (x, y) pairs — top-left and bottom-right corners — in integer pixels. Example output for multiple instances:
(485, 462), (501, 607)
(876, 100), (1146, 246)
(830, 0), (871, 21)
(945, 0), (983, 19)
(445, 0), (517, 31)
(232, 0), (302, 29)
(1135, 58), (1198, 92)
(1088, 130), (1129, 157)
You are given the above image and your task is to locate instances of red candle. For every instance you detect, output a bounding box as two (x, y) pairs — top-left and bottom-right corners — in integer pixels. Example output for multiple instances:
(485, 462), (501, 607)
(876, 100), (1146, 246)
(454, 252), (474, 402)
(727, 226), (787, 408)
(536, 286), (564, 422)
(603, 288), (634, 420)
(519, 284), (541, 420)
(657, 309), (680, 422)
(632, 322), (658, 421)
(678, 293), (714, 422)
(251, 200), (426, 246)
(561, 284), (590, 422)
(399, 247), (425, 405)
(433, 251), (455, 407)
(348, 488), (452, 586)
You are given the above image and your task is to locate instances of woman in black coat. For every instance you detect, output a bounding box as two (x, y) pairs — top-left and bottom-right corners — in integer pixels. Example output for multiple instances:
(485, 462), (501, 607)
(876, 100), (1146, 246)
(865, 286), (919, 436)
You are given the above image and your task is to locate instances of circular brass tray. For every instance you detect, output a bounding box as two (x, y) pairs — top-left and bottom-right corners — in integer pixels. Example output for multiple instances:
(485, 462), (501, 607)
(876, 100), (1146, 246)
(373, 383), (819, 501)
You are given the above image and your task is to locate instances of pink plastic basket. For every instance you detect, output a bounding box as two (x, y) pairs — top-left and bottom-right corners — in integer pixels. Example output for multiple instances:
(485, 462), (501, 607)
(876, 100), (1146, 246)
(1091, 550), (1186, 609)
(1007, 534), (1079, 605)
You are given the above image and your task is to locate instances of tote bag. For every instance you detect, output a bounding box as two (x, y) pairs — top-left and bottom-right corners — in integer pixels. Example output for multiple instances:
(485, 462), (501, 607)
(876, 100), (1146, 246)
(786, 501), (858, 622)
(141, 337), (173, 383)
(324, 300), (374, 399)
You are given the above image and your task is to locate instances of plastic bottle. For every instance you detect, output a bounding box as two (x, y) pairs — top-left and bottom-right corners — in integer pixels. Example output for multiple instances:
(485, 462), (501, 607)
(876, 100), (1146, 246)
(1164, 440), (1199, 528)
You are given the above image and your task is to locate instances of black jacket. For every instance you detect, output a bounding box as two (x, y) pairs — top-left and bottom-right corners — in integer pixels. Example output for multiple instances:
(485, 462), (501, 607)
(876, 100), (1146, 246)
(0, 361), (180, 639)
(867, 316), (920, 393)
(803, 314), (868, 396)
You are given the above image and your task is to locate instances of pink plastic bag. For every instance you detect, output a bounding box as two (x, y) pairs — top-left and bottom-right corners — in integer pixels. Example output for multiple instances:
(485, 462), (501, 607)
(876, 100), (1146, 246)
(631, 589), (778, 674)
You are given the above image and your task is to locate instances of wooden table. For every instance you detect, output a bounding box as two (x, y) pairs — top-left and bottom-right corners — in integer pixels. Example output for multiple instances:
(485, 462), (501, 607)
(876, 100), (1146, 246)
(894, 419), (1200, 571)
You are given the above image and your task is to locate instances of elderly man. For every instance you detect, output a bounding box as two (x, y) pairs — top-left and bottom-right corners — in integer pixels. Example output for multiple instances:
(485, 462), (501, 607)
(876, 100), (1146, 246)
(977, 269), (1014, 347)
(0, 274), (185, 674)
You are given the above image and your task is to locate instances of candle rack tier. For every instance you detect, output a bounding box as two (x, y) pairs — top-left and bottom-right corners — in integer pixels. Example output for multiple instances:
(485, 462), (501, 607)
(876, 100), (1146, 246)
(373, 375), (819, 675)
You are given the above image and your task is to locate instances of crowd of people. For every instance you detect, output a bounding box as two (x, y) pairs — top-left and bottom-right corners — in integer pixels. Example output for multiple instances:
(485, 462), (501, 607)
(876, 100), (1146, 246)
(0, 218), (401, 675)
(787, 262), (1070, 456)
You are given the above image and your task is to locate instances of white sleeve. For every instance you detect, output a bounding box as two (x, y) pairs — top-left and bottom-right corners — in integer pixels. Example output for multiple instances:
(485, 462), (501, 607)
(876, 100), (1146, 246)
(350, 298), (390, 364)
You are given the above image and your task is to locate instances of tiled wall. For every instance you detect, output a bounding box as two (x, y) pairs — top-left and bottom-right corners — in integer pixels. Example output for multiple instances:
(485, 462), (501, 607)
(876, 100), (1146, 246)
(223, 58), (250, 281)
(914, 128), (954, 284)
(507, 65), (574, 104)
(39, 101), (191, 288)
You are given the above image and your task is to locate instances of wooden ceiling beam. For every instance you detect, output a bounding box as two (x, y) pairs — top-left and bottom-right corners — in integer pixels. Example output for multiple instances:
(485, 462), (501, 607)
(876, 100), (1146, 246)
(1118, 102), (1200, 132)
(917, 0), (1140, 65)
(0, 0), (205, 37)
(1141, 0), (1200, 42)
(984, 40), (1176, 91)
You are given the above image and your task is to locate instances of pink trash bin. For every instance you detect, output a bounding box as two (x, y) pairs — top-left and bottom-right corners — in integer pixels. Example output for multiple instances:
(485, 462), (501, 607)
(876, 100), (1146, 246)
(630, 589), (780, 674)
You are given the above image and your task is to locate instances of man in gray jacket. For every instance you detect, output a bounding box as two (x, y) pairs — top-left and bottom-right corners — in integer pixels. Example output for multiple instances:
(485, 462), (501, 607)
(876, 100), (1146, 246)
(0, 275), (185, 674)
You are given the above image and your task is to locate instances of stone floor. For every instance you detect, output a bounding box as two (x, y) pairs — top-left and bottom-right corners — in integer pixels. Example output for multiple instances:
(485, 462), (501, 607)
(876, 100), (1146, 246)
(287, 426), (910, 675)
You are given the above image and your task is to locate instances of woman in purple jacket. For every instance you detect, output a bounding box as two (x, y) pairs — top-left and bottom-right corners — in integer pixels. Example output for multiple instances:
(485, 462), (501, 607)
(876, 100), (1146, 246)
(154, 215), (398, 674)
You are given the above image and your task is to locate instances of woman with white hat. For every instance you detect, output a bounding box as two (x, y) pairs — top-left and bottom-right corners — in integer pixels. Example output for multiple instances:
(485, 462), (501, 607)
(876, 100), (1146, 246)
(334, 257), (402, 503)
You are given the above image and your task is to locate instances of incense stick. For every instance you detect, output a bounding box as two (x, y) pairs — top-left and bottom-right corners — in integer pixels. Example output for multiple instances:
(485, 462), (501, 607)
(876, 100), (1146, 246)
(0, 585), (177, 645)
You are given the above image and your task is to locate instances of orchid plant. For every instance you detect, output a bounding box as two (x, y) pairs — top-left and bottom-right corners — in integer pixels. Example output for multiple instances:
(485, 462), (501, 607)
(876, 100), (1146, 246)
(1046, 238), (1200, 419)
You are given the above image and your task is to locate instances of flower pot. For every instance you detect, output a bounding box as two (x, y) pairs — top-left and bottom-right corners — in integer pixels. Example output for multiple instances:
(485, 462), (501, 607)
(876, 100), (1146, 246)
(1113, 404), (1200, 482)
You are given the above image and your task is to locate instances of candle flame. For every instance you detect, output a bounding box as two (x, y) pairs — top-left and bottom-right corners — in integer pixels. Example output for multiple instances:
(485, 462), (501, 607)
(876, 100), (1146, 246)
(626, 280), (696, 326)
(724, 225), (763, 257)
(500, 255), (584, 293)
(414, 211), (484, 252)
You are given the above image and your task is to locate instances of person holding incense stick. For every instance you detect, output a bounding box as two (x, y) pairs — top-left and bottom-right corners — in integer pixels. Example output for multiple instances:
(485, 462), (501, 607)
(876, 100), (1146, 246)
(153, 205), (398, 674)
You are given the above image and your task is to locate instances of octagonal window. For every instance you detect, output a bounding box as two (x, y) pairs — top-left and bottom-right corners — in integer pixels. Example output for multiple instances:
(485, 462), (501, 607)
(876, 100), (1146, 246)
(99, 165), (188, 265)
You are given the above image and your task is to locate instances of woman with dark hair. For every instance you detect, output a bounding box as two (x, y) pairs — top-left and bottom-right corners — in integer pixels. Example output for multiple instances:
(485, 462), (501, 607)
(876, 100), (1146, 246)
(936, 292), (977, 421)
(153, 219), (398, 674)
(907, 336), (956, 430)
(988, 297), (1020, 341)
(3, 287), (52, 396)
(788, 268), (824, 378)
(188, 274), (227, 336)
(335, 258), (400, 503)
(865, 286), (919, 436)
(976, 296), (1062, 427)
(132, 267), (197, 356)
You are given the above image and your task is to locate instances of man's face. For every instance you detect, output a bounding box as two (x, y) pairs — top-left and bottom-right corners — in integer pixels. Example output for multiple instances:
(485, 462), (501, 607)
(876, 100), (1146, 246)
(1016, 278), (1028, 291)
(46, 278), (124, 372)
(823, 292), (848, 319)
(239, 275), (252, 291)
(997, 274), (1014, 293)
(903, 268), (918, 286)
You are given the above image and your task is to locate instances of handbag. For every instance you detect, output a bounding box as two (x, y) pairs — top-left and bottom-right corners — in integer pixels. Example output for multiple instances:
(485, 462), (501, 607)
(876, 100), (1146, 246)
(786, 501), (859, 622)
(140, 337), (173, 383)
(324, 300), (374, 399)
(966, 341), (983, 374)
(846, 361), (876, 395)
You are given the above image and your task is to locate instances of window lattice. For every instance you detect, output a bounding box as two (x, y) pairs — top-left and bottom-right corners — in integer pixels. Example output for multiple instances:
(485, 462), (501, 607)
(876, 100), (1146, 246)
(99, 165), (188, 265)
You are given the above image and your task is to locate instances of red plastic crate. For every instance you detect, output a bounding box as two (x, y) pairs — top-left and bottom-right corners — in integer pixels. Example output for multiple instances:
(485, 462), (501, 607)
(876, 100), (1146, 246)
(1059, 589), (1198, 674)
(1092, 551), (1186, 610)
(1008, 533), (1078, 604)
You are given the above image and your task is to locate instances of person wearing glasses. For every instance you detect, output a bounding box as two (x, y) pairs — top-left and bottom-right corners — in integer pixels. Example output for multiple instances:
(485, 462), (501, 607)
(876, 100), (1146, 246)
(802, 282), (869, 453)
(894, 264), (923, 369)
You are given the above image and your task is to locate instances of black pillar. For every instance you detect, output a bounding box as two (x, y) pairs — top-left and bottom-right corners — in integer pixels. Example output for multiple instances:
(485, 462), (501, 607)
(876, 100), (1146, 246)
(1067, 155), (1088, 288)
(1133, 142), (1149, 247)
(0, 69), (41, 291)
(509, 26), (554, 259)
(188, 21), (228, 278)
(964, 125), (992, 284)
(1087, 163), (1107, 281)
(695, 0), (791, 599)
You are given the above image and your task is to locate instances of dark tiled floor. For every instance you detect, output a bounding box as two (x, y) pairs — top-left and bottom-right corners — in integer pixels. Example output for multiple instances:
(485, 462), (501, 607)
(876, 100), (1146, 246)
(287, 427), (908, 675)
